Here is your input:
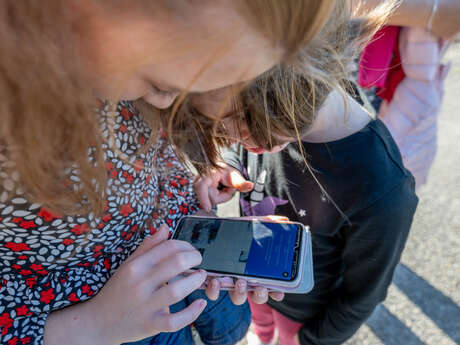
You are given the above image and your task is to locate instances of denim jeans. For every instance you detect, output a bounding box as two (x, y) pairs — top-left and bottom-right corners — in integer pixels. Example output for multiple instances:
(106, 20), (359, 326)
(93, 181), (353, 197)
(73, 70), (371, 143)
(122, 290), (250, 345)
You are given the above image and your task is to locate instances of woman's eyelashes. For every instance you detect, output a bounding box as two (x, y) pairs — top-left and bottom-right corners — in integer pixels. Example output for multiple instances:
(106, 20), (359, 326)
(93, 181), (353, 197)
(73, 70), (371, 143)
(153, 84), (181, 98)
(145, 84), (181, 109)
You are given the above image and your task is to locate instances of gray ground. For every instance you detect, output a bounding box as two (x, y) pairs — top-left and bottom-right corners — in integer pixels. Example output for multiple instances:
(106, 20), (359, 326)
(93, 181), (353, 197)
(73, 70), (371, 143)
(214, 43), (460, 345)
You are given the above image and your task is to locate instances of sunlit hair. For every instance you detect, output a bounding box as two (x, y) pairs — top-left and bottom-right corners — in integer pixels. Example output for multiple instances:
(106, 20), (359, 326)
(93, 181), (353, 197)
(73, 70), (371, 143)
(0, 2), (105, 214)
(0, 0), (393, 214)
(158, 1), (397, 173)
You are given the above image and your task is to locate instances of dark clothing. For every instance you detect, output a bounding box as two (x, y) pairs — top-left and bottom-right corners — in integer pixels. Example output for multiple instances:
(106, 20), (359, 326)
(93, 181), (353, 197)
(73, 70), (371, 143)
(223, 119), (418, 345)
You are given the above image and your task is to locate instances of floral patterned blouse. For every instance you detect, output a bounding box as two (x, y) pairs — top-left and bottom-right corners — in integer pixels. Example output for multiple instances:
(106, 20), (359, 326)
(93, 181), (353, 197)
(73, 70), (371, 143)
(0, 101), (199, 344)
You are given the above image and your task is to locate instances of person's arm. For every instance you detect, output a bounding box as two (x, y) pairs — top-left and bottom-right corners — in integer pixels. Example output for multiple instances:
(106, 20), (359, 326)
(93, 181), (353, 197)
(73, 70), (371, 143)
(298, 176), (418, 345)
(0, 225), (206, 345)
(0, 229), (206, 345)
(355, 0), (460, 39)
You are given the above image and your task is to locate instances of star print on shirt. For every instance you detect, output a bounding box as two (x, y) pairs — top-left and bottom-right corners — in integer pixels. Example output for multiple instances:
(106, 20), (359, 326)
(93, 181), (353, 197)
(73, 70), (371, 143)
(298, 209), (307, 217)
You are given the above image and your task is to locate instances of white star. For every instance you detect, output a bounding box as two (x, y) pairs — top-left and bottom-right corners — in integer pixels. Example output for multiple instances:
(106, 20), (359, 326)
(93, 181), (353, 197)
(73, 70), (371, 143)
(298, 209), (307, 217)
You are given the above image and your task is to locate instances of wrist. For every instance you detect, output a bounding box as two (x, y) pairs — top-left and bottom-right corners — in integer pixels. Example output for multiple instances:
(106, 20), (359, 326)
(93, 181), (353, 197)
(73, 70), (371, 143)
(426, 0), (439, 32)
(44, 299), (115, 345)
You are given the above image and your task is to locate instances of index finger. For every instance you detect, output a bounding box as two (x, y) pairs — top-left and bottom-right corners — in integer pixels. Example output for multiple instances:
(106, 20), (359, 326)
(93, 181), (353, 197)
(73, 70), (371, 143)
(269, 291), (284, 302)
(249, 286), (269, 304)
(194, 176), (214, 212)
(132, 239), (198, 275)
(229, 279), (248, 305)
(223, 169), (254, 192)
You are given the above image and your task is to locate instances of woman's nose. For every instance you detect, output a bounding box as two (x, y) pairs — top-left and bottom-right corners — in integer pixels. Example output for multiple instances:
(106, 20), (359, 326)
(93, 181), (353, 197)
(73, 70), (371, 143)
(145, 90), (180, 109)
(156, 91), (181, 109)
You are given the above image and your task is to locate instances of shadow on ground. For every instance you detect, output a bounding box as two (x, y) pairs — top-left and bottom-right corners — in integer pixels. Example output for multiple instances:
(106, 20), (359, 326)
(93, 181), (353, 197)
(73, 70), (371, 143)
(365, 264), (460, 345)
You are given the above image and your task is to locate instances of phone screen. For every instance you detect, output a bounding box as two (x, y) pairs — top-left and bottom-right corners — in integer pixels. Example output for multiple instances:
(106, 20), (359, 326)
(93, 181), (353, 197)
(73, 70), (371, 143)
(173, 217), (301, 281)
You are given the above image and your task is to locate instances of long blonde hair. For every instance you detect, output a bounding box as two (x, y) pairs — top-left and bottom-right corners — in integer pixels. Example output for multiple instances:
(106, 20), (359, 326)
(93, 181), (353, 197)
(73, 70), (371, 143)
(156, 1), (396, 173)
(0, 0), (387, 214)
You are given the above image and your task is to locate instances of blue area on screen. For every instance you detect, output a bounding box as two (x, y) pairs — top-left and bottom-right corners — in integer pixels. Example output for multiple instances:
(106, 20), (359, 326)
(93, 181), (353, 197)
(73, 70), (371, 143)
(244, 222), (298, 281)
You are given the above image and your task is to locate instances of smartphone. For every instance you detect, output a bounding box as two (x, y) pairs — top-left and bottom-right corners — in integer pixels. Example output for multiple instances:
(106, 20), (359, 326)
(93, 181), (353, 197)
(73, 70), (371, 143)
(172, 216), (313, 292)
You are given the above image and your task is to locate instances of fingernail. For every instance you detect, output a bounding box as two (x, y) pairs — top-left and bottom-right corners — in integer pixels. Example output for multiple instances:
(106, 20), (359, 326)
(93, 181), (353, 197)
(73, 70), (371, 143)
(243, 183), (253, 192)
(212, 280), (219, 289)
(237, 281), (246, 293)
(200, 299), (207, 309)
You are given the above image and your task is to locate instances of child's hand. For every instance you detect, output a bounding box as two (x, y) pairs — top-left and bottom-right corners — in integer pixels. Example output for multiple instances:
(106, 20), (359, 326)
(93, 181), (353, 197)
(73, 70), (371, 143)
(194, 163), (254, 212)
(205, 277), (284, 305)
(200, 214), (288, 305)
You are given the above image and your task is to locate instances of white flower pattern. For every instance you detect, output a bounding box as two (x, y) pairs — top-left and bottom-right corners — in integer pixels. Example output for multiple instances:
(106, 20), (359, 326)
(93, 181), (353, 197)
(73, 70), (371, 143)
(0, 101), (199, 344)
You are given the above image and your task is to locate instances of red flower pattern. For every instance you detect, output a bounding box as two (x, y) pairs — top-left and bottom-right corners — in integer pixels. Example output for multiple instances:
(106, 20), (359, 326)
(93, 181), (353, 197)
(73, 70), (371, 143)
(120, 204), (134, 217)
(37, 208), (60, 222)
(0, 101), (199, 344)
(16, 305), (31, 317)
(5, 243), (31, 252)
(0, 312), (13, 335)
(25, 277), (37, 288)
(30, 264), (44, 271)
(71, 223), (90, 235)
(62, 238), (74, 245)
(21, 337), (32, 344)
(19, 221), (36, 229)
(81, 284), (91, 294)
(68, 293), (79, 302)
(8, 337), (19, 345)
(40, 289), (56, 304)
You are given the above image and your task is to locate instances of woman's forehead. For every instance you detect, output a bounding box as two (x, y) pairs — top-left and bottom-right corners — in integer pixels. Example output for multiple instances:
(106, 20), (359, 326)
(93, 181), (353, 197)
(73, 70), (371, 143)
(190, 86), (240, 117)
(155, 4), (281, 93)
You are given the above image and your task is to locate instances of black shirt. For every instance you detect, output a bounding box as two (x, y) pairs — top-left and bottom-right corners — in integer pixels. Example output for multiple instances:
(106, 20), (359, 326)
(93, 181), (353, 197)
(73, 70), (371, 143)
(223, 119), (418, 345)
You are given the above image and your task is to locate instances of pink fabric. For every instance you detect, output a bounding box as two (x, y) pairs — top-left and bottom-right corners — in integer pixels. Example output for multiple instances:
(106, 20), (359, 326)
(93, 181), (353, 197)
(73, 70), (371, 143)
(358, 26), (401, 89)
(249, 299), (303, 345)
(376, 40), (405, 102)
(379, 27), (450, 188)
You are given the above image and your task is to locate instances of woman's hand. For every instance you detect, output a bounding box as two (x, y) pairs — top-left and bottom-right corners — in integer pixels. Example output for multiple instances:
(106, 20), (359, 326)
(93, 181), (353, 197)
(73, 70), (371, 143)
(44, 225), (207, 345)
(194, 163), (254, 211)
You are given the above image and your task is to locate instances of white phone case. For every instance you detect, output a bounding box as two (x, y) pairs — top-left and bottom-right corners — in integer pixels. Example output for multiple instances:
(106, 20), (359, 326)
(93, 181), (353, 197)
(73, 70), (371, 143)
(173, 216), (314, 294)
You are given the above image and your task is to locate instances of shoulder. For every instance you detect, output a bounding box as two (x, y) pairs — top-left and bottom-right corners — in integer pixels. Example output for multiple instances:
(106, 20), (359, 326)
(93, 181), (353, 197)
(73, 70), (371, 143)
(300, 120), (416, 214)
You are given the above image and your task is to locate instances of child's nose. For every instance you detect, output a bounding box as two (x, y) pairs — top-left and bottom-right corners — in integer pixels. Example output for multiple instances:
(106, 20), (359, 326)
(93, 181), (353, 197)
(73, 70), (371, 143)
(240, 129), (251, 141)
(239, 123), (251, 141)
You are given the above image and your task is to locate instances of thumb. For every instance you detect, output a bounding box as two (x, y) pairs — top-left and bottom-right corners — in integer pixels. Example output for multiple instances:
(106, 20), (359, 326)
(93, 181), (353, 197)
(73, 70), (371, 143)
(226, 169), (253, 192)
